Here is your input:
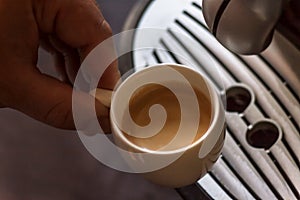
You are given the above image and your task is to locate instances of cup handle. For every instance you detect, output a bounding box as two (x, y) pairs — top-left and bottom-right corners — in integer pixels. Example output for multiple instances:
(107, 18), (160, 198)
(90, 88), (113, 108)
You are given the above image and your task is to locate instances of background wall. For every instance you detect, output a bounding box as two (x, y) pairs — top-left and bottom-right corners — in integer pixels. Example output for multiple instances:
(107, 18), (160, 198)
(97, 0), (139, 34)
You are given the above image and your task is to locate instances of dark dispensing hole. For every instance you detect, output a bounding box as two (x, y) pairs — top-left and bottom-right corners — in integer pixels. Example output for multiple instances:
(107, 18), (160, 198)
(225, 85), (253, 113)
(246, 121), (280, 150)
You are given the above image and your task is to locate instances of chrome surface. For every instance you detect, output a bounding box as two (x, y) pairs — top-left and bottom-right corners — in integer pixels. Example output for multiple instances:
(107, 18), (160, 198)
(123, 0), (300, 199)
(202, 0), (283, 54)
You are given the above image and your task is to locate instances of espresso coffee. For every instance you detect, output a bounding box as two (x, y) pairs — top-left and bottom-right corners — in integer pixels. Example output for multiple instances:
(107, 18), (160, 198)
(123, 83), (212, 151)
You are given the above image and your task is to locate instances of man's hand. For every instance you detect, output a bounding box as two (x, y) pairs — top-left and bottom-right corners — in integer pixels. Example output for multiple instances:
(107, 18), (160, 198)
(0, 0), (120, 132)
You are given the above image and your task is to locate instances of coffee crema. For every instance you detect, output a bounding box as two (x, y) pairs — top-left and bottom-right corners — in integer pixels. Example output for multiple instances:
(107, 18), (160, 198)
(122, 83), (212, 151)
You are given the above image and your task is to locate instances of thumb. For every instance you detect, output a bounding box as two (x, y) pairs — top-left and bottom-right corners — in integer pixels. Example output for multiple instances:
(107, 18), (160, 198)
(9, 69), (110, 132)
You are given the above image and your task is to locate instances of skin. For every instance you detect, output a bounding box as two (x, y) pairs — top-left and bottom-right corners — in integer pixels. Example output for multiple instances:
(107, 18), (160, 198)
(0, 0), (120, 132)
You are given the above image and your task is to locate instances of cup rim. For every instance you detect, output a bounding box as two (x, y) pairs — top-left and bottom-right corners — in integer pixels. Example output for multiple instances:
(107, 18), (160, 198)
(110, 63), (224, 155)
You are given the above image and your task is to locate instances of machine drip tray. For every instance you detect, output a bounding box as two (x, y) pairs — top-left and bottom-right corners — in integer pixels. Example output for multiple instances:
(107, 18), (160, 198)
(119, 0), (300, 199)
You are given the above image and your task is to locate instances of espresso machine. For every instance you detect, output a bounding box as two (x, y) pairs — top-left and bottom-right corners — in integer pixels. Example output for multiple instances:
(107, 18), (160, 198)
(118, 0), (300, 199)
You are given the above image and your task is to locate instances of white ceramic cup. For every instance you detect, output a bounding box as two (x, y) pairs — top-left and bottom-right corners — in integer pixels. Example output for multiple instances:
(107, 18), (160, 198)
(110, 63), (225, 188)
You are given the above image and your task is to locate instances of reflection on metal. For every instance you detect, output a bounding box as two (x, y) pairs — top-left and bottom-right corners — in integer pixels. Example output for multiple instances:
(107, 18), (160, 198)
(121, 0), (300, 199)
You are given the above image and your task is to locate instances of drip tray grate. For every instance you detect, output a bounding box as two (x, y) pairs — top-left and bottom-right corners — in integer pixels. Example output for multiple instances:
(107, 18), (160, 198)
(119, 0), (300, 199)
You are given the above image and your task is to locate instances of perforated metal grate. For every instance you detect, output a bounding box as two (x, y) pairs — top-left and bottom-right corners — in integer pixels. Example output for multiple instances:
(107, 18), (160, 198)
(121, 0), (300, 199)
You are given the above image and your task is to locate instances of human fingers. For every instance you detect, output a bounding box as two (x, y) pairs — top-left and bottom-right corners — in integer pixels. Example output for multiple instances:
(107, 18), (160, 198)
(34, 0), (120, 90)
(3, 67), (110, 132)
